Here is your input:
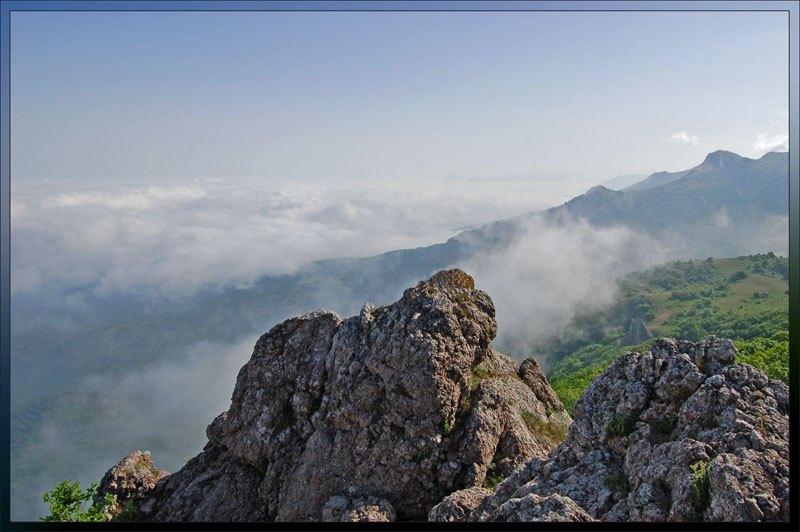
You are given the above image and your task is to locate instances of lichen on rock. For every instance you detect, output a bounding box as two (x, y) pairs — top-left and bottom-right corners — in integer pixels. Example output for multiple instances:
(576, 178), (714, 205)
(109, 269), (570, 522)
(435, 336), (789, 522)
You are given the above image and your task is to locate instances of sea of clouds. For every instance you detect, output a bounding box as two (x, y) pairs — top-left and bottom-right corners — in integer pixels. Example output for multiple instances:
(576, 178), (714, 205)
(11, 173), (787, 520)
(11, 176), (589, 303)
(11, 175), (596, 520)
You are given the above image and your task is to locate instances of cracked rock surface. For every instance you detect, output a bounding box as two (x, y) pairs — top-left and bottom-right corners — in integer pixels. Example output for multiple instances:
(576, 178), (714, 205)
(107, 269), (570, 521)
(430, 336), (789, 522)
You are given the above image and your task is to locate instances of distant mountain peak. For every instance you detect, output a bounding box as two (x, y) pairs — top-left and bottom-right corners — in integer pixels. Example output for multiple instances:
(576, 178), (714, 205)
(700, 150), (742, 168)
(584, 184), (619, 196)
(759, 150), (788, 162)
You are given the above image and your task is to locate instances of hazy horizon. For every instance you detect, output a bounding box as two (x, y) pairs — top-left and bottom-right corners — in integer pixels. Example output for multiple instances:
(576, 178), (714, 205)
(12, 10), (788, 184)
(7, 6), (791, 522)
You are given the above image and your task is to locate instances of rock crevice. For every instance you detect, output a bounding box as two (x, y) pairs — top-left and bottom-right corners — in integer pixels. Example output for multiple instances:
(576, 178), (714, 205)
(430, 337), (789, 522)
(102, 270), (570, 522)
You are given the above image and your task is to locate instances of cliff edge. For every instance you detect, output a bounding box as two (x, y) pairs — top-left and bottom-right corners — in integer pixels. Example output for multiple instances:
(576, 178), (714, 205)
(101, 269), (570, 521)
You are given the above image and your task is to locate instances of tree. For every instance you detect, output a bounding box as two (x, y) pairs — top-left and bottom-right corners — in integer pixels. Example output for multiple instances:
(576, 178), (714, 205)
(41, 480), (116, 522)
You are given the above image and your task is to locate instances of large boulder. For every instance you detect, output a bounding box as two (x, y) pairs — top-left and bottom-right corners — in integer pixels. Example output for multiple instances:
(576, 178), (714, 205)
(433, 336), (789, 522)
(94, 450), (168, 518)
(113, 269), (570, 521)
(622, 318), (652, 346)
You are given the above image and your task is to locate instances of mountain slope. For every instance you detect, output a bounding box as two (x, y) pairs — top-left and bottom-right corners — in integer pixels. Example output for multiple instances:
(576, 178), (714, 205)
(456, 150), (787, 259)
(10, 149), (788, 520)
(624, 168), (691, 191)
(600, 173), (646, 190)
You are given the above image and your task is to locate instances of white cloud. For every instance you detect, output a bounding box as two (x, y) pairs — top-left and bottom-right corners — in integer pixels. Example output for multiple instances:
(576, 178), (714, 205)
(713, 207), (730, 229)
(40, 186), (208, 210)
(754, 132), (788, 154)
(457, 215), (666, 367)
(15, 331), (259, 521)
(10, 177), (589, 304)
(668, 130), (700, 145)
(768, 109), (789, 126)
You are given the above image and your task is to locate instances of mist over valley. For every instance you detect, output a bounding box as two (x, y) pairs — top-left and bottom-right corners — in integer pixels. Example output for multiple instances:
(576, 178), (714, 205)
(9, 149), (789, 520)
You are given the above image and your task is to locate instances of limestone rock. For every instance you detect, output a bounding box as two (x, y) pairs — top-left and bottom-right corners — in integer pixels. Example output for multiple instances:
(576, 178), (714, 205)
(113, 269), (570, 522)
(322, 495), (396, 522)
(94, 450), (168, 517)
(622, 318), (651, 346)
(428, 486), (494, 522)
(135, 443), (266, 522)
(482, 493), (595, 522)
(439, 336), (788, 522)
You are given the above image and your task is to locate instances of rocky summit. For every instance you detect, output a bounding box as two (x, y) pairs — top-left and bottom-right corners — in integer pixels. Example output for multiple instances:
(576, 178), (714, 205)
(100, 269), (571, 521)
(429, 336), (789, 522)
(96, 272), (788, 523)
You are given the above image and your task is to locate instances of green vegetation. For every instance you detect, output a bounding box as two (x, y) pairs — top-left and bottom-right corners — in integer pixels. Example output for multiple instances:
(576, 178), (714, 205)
(111, 500), (139, 522)
(538, 254), (788, 413)
(648, 415), (678, 444)
(521, 410), (569, 444)
(690, 461), (711, 513)
(442, 418), (452, 432)
(483, 462), (505, 490)
(605, 409), (641, 439)
(735, 333), (789, 383)
(469, 367), (499, 391)
(603, 470), (630, 494)
(41, 480), (116, 522)
(549, 366), (604, 416)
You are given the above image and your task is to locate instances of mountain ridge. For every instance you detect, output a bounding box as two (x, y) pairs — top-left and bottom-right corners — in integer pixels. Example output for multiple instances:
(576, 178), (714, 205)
(11, 149), (789, 520)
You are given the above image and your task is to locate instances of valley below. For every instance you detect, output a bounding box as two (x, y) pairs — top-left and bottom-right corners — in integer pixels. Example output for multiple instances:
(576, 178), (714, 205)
(10, 150), (791, 522)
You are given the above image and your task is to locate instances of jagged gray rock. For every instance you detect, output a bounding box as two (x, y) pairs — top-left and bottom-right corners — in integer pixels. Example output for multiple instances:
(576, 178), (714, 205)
(94, 450), (168, 518)
(622, 318), (652, 346)
(483, 493), (595, 522)
(322, 494), (396, 522)
(135, 443), (267, 522)
(427, 486), (494, 522)
(111, 269), (570, 522)
(434, 336), (789, 522)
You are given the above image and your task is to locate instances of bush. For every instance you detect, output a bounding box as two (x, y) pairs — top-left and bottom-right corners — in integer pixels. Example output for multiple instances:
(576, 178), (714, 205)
(521, 410), (568, 444)
(41, 480), (116, 522)
(648, 415), (678, 444)
(690, 461), (711, 513)
(604, 470), (630, 494)
(550, 366), (605, 416)
(729, 270), (747, 282)
(483, 462), (505, 490)
(605, 409), (641, 439)
(735, 335), (789, 383)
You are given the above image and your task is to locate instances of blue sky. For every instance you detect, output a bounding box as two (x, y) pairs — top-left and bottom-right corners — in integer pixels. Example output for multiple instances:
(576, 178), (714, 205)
(7, 7), (792, 300)
(11, 9), (789, 184)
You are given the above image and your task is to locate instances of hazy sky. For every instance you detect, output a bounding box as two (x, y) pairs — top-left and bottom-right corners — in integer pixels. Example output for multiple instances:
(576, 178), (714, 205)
(11, 9), (789, 185)
(8, 6), (791, 303)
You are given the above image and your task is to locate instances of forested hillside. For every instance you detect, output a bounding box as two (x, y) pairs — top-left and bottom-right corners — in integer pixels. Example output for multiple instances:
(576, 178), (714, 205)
(540, 254), (789, 414)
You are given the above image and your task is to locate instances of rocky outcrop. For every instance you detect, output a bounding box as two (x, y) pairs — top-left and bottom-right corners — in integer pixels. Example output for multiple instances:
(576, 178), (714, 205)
(427, 486), (495, 522)
(431, 336), (789, 522)
(94, 451), (168, 516)
(622, 318), (651, 346)
(483, 493), (595, 522)
(112, 269), (570, 521)
(322, 494), (396, 522)
(132, 443), (267, 521)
